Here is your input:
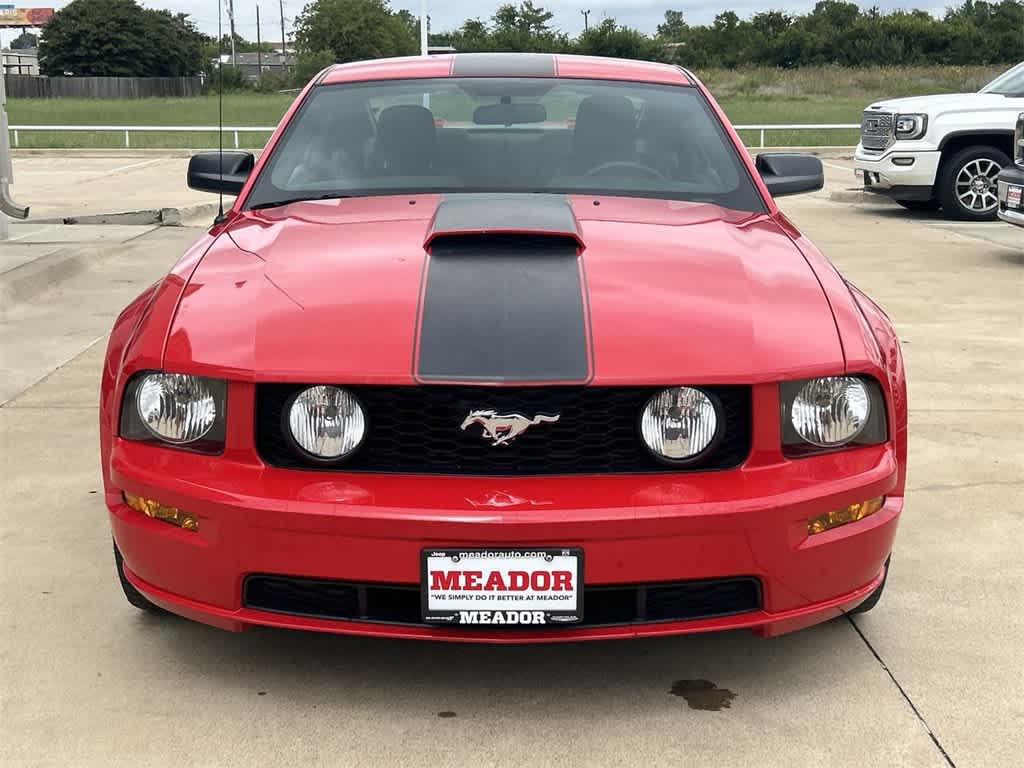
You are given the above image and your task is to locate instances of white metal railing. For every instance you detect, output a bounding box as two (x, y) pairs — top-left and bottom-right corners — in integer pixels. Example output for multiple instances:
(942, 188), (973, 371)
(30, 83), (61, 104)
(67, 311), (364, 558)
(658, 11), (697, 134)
(8, 123), (863, 149)
(8, 125), (277, 149)
(734, 123), (861, 148)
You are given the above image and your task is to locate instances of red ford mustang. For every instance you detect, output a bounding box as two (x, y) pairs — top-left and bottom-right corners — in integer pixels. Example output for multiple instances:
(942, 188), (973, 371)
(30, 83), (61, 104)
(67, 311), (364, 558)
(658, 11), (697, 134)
(101, 53), (907, 642)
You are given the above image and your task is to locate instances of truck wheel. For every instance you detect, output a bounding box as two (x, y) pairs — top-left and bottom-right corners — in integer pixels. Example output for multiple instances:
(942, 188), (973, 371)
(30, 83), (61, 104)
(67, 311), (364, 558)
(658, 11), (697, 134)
(113, 540), (162, 612)
(896, 199), (939, 212)
(849, 556), (891, 615)
(937, 146), (1010, 221)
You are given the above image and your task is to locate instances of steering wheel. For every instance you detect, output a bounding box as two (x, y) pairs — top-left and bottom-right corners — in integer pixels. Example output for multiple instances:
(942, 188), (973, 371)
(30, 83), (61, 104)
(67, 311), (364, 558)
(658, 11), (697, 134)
(582, 161), (666, 181)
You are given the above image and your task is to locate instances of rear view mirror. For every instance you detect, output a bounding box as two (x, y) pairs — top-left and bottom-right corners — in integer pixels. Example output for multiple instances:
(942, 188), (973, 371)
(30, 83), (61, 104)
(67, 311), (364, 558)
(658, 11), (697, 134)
(756, 153), (824, 197)
(473, 102), (547, 126)
(187, 150), (255, 195)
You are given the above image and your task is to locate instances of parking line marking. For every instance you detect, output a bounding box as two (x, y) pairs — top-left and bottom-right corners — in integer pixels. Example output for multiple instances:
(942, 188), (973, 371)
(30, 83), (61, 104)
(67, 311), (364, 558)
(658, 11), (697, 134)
(108, 157), (165, 174)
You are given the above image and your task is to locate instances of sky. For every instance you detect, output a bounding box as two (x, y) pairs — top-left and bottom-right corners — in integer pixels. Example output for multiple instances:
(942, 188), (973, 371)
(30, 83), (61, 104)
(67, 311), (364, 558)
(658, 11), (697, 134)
(29, 1), (950, 39)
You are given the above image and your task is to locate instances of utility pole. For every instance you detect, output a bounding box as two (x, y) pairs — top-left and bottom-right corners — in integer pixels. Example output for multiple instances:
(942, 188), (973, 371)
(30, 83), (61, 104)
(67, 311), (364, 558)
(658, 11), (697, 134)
(279, 0), (287, 55)
(581, 9), (590, 32)
(256, 5), (262, 77)
(419, 0), (428, 56)
(226, 0), (237, 66)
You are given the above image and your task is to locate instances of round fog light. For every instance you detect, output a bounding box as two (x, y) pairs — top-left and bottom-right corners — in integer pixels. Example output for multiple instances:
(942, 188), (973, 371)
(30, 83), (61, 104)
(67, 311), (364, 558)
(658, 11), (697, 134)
(640, 387), (719, 462)
(287, 385), (366, 460)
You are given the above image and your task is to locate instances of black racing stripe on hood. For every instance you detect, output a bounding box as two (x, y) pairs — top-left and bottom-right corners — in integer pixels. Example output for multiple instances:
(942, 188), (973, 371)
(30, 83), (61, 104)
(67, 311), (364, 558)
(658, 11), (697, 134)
(451, 53), (556, 77)
(416, 234), (590, 383)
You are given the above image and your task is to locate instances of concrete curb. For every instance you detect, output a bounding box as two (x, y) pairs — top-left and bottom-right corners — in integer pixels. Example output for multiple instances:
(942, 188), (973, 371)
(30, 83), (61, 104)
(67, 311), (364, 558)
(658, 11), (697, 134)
(830, 188), (871, 204)
(29, 201), (221, 227)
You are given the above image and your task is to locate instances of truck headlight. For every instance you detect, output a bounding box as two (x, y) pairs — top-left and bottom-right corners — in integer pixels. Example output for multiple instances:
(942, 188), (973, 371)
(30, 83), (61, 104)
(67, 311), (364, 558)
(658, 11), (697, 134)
(780, 376), (887, 456)
(120, 372), (227, 453)
(1015, 112), (1023, 164)
(895, 114), (927, 140)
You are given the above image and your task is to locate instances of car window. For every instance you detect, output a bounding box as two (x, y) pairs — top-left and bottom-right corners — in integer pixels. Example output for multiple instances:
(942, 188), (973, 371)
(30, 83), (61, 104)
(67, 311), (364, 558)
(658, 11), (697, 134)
(981, 62), (1024, 96)
(246, 77), (765, 213)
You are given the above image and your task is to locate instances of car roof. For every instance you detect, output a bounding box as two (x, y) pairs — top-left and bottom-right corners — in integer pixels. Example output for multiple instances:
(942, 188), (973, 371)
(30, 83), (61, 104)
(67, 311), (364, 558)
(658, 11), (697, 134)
(318, 53), (694, 87)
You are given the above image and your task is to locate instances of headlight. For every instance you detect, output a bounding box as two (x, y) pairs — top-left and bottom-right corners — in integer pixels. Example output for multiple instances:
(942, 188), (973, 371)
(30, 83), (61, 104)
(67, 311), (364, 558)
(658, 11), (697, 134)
(781, 376), (888, 455)
(120, 372), (227, 452)
(640, 387), (720, 462)
(1015, 112), (1023, 164)
(286, 385), (366, 461)
(895, 114), (927, 140)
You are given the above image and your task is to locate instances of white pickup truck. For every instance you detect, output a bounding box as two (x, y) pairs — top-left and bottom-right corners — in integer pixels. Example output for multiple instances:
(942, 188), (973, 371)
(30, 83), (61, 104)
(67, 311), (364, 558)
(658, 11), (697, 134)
(996, 112), (1024, 228)
(855, 62), (1024, 220)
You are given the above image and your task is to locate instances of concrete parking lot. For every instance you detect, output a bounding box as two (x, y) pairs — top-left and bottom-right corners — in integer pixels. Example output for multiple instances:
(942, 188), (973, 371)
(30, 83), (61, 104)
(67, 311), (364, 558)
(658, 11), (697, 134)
(1, 153), (1021, 768)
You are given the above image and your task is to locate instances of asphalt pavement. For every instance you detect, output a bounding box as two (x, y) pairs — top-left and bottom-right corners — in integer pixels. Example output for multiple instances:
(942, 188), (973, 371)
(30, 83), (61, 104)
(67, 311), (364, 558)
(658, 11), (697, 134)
(0, 152), (1021, 768)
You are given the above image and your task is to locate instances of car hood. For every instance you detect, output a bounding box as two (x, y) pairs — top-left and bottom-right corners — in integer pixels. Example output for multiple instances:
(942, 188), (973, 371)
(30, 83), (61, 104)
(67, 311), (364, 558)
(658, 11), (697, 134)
(164, 194), (844, 385)
(866, 91), (1014, 115)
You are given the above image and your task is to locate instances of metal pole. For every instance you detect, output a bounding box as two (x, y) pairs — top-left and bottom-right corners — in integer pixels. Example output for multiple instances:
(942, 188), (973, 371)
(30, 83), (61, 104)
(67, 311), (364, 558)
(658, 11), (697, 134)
(420, 0), (428, 56)
(256, 5), (262, 79)
(581, 10), (590, 32)
(279, 0), (287, 57)
(227, 0), (237, 67)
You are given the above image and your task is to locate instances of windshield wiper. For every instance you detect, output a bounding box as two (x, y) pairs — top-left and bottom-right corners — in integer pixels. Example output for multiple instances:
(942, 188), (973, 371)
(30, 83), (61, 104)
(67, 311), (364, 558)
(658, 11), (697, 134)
(250, 193), (350, 210)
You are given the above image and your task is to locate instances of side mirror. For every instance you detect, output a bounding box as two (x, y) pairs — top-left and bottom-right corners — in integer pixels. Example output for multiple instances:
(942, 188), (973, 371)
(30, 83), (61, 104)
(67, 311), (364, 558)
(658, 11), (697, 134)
(187, 150), (255, 195)
(756, 153), (824, 197)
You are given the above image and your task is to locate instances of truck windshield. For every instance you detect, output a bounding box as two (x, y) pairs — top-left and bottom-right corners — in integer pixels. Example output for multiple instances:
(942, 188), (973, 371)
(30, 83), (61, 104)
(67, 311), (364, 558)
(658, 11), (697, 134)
(244, 77), (765, 213)
(981, 62), (1024, 96)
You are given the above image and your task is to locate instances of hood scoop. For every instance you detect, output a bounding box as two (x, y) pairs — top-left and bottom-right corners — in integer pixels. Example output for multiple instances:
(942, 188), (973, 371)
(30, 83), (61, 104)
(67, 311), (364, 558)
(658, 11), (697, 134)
(425, 193), (584, 250)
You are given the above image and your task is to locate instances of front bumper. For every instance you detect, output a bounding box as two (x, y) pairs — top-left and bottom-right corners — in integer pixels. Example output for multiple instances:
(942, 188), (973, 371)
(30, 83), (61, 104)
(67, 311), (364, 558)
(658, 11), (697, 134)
(108, 437), (902, 642)
(997, 165), (1024, 228)
(854, 144), (940, 200)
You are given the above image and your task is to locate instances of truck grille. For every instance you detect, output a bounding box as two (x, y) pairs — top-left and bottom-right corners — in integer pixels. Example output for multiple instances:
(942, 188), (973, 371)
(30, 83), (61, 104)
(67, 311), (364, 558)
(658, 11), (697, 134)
(860, 111), (894, 151)
(255, 384), (752, 475)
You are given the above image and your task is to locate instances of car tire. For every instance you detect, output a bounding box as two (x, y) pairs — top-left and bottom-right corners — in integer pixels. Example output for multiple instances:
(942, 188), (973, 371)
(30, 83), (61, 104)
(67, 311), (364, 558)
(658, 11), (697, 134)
(849, 555), (891, 615)
(937, 145), (1010, 221)
(896, 199), (939, 212)
(113, 540), (162, 612)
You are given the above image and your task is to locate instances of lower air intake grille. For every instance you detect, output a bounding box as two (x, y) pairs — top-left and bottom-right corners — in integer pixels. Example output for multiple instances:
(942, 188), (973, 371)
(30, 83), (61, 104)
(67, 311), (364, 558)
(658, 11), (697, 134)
(243, 575), (763, 628)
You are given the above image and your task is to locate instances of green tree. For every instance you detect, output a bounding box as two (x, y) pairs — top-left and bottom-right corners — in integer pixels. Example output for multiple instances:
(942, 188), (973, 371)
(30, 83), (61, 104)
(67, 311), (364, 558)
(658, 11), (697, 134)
(294, 49), (337, 84)
(294, 0), (417, 63)
(38, 0), (205, 77)
(10, 31), (38, 49)
(575, 19), (665, 61)
(656, 11), (688, 41)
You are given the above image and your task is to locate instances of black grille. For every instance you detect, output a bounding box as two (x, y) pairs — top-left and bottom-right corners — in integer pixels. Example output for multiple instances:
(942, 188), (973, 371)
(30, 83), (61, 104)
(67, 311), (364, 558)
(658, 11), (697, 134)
(243, 574), (762, 628)
(255, 385), (751, 475)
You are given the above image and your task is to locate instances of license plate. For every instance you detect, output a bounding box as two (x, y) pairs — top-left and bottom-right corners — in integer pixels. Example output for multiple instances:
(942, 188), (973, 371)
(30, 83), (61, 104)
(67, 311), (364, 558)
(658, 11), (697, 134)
(421, 548), (583, 626)
(1007, 184), (1023, 210)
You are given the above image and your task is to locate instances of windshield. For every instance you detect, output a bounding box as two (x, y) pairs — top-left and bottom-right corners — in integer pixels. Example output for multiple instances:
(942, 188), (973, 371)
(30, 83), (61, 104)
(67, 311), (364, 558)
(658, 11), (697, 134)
(244, 77), (765, 213)
(980, 62), (1024, 96)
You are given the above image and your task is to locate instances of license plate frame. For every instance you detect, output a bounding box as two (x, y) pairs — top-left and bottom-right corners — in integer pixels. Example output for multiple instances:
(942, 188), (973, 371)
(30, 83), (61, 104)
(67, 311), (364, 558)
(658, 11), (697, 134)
(421, 547), (584, 627)
(1006, 184), (1023, 210)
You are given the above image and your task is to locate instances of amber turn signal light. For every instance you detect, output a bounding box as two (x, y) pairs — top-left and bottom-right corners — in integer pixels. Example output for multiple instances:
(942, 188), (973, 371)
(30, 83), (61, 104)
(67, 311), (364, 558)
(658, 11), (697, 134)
(124, 493), (199, 532)
(808, 497), (884, 535)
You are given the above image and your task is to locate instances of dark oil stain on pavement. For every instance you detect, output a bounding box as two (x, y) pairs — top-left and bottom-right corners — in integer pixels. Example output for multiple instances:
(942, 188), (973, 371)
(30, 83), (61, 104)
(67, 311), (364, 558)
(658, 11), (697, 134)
(437, 711), (457, 718)
(669, 679), (737, 711)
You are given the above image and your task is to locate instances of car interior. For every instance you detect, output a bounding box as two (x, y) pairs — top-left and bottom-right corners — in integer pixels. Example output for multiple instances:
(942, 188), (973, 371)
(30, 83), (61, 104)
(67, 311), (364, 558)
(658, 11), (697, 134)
(262, 78), (751, 204)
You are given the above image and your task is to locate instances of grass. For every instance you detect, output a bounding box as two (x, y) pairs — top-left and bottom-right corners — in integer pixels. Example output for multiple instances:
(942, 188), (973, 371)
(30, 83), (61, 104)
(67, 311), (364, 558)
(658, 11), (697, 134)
(4, 65), (1009, 150)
